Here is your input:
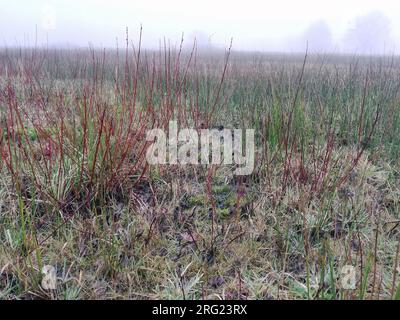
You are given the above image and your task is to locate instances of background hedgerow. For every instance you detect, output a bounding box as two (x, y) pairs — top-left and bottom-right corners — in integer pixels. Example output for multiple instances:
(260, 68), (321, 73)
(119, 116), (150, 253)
(0, 39), (400, 299)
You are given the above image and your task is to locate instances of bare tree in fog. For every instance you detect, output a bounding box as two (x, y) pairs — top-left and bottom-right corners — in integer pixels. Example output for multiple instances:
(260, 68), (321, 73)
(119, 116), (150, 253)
(302, 20), (333, 52)
(343, 11), (393, 54)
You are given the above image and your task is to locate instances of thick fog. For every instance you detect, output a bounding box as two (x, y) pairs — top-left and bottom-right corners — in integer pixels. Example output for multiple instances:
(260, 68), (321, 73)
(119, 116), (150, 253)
(1, 0), (400, 54)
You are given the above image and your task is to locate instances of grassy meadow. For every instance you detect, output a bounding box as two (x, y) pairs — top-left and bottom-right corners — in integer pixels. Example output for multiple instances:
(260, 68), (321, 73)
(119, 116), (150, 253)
(1, 41), (400, 299)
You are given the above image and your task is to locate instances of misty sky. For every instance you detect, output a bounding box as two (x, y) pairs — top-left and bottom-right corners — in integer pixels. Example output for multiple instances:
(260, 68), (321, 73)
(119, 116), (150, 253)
(2, 0), (400, 53)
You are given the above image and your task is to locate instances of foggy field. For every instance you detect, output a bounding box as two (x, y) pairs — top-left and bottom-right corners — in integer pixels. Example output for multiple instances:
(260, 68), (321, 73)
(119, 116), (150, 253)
(1, 45), (400, 300)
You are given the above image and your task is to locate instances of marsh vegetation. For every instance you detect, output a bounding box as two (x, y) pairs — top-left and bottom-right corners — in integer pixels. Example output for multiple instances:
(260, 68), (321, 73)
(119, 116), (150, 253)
(1, 40), (400, 299)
